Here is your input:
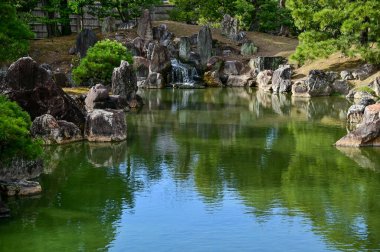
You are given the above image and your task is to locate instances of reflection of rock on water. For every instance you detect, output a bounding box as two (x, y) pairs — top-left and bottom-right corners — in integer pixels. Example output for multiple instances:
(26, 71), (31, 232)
(85, 142), (128, 168)
(337, 147), (380, 171)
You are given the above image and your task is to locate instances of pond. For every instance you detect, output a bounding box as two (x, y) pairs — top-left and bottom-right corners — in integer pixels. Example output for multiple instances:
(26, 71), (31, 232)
(1, 88), (380, 252)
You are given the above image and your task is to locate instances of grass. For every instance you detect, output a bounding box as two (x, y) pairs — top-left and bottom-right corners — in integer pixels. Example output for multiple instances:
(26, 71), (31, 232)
(63, 87), (89, 95)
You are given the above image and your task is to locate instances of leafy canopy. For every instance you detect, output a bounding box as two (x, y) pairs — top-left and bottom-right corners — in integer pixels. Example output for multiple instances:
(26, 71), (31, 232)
(72, 39), (133, 85)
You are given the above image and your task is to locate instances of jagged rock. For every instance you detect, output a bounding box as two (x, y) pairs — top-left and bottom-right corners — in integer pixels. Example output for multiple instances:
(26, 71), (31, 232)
(1, 57), (86, 129)
(292, 70), (333, 97)
(272, 65), (292, 93)
(257, 70), (273, 92)
(358, 97), (376, 107)
(221, 14), (239, 40)
(0, 180), (42, 197)
(141, 72), (165, 89)
(126, 38), (143, 57)
(352, 64), (376, 80)
(0, 159), (43, 181)
(241, 42), (257, 56)
(31, 114), (83, 144)
(153, 24), (173, 45)
(149, 44), (171, 75)
(189, 34), (198, 45)
(335, 119), (380, 147)
(331, 80), (350, 95)
(179, 37), (191, 61)
(133, 56), (150, 85)
(203, 71), (223, 87)
(250, 57), (286, 73)
(101, 16), (116, 34)
(112, 61), (137, 98)
(360, 103), (380, 125)
(369, 77), (380, 96)
(223, 60), (243, 76)
(188, 52), (202, 69)
(76, 29), (98, 57)
(197, 26), (213, 67)
(137, 9), (153, 42)
(207, 56), (224, 71)
(85, 84), (109, 111)
(226, 75), (251, 87)
(85, 109), (127, 142)
(347, 105), (366, 124)
(340, 70), (353, 80)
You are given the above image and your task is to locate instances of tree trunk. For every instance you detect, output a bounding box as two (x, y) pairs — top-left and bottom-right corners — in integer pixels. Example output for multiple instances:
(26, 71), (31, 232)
(249, 0), (260, 31)
(42, 0), (59, 37)
(360, 16), (370, 45)
(278, 0), (290, 36)
(60, 0), (71, 36)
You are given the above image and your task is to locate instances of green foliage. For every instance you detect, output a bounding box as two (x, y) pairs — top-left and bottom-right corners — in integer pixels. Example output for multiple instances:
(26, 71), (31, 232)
(0, 2), (34, 63)
(287, 0), (380, 65)
(0, 96), (42, 162)
(72, 39), (133, 85)
(357, 86), (377, 96)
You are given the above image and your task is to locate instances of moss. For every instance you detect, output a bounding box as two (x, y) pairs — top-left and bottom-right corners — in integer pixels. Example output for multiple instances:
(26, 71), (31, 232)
(357, 86), (377, 96)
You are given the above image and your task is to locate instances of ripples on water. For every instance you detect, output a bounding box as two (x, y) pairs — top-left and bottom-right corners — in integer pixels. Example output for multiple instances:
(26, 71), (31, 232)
(1, 89), (380, 252)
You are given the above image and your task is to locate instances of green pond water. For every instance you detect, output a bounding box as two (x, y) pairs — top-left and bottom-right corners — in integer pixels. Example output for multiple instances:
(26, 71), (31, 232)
(1, 88), (380, 252)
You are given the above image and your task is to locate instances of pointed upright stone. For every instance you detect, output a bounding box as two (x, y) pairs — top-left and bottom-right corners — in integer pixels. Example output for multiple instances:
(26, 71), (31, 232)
(197, 26), (213, 67)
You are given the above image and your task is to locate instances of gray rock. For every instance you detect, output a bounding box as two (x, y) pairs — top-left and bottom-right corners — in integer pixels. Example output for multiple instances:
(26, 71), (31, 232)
(112, 61), (137, 98)
(223, 60), (243, 76)
(335, 119), (380, 147)
(137, 9), (153, 42)
(126, 37), (145, 56)
(207, 56), (224, 71)
(331, 79), (350, 95)
(0, 158), (43, 181)
(76, 29), (98, 57)
(133, 56), (150, 84)
(358, 97), (375, 107)
(197, 26), (213, 67)
(347, 105), (366, 124)
(153, 24), (173, 44)
(241, 42), (257, 56)
(221, 14), (239, 40)
(189, 34), (198, 45)
(250, 57), (286, 73)
(352, 64), (376, 80)
(360, 103), (380, 125)
(340, 70), (353, 80)
(31, 114), (83, 144)
(101, 16), (116, 34)
(369, 76), (380, 96)
(149, 44), (171, 74)
(226, 75), (251, 87)
(85, 109), (127, 142)
(118, 20), (137, 30)
(272, 65), (292, 93)
(85, 84), (109, 111)
(141, 72), (165, 89)
(292, 70), (332, 97)
(257, 70), (273, 92)
(179, 37), (191, 61)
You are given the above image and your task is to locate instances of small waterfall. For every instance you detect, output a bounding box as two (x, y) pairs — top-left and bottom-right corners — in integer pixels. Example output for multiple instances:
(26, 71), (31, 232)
(170, 59), (199, 86)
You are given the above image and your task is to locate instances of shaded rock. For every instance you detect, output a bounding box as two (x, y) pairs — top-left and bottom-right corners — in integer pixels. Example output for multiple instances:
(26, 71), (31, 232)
(0, 158), (43, 181)
(223, 60), (243, 76)
(335, 119), (380, 147)
(352, 64), (376, 80)
(153, 24), (173, 45)
(347, 105), (366, 124)
(1, 57), (86, 129)
(340, 70), (353, 80)
(85, 84), (109, 111)
(188, 52), (202, 69)
(207, 56), (224, 71)
(331, 79), (350, 95)
(272, 65), (292, 93)
(53, 72), (69, 87)
(221, 14), (239, 40)
(292, 70), (332, 97)
(203, 71), (223, 87)
(179, 37), (191, 61)
(133, 56), (150, 85)
(241, 42), (257, 56)
(226, 75), (251, 87)
(141, 72), (165, 88)
(257, 70), (273, 92)
(76, 29), (98, 58)
(197, 26), (213, 67)
(250, 56), (286, 72)
(31, 114), (83, 144)
(85, 109), (127, 142)
(0, 180), (42, 197)
(40, 63), (52, 72)
(112, 61), (137, 98)
(358, 97), (376, 107)
(137, 9), (153, 42)
(189, 34), (198, 45)
(149, 44), (171, 74)
(101, 16), (116, 34)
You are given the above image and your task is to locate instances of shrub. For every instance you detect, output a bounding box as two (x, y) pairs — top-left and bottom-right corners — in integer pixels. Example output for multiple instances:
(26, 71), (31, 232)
(0, 96), (42, 162)
(72, 39), (133, 85)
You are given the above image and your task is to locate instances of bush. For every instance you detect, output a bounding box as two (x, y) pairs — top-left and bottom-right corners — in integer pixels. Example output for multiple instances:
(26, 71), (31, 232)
(0, 96), (42, 162)
(72, 39), (133, 85)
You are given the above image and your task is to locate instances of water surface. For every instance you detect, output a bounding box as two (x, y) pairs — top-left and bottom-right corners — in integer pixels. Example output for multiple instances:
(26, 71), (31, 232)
(1, 88), (380, 252)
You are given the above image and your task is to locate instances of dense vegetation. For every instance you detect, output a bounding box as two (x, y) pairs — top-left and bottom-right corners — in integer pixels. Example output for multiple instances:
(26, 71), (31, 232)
(72, 39), (133, 85)
(0, 96), (42, 162)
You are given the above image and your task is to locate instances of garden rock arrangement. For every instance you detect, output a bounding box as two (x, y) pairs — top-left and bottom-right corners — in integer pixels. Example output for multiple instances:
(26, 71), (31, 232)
(76, 29), (98, 57)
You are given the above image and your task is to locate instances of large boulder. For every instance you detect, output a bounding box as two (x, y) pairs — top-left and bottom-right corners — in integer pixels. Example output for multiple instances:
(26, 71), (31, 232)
(141, 72), (165, 89)
(31, 114), (83, 144)
(1, 57), (86, 129)
(226, 75), (251, 87)
(292, 70), (338, 97)
(331, 80), (350, 95)
(221, 14), (239, 40)
(272, 65), (292, 93)
(0, 158), (43, 181)
(85, 84), (109, 111)
(360, 103), (380, 125)
(347, 105), (366, 124)
(223, 60), (244, 76)
(101, 16), (116, 34)
(352, 64), (376, 80)
(133, 56), (150, 85)
(76, 29), (98, 57)
(203, 71), (223, 87)
(153, 24), (174, 45)
(197, 26), (213, 67)
(85, 109), (127, 142)
(112, 61), (137, 98)
(257, 70), (273, 92)
(179, 37), (191, 62)
(250, 57), (286, 73)
(149, 44), (171, 75)
(137, 9), (153, 42)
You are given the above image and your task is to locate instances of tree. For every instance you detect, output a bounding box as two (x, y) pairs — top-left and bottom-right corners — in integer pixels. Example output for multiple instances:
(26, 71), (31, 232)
(0, 2), (34, 63)
(68, 0), (95, 30)
(287, 0), (380, 64)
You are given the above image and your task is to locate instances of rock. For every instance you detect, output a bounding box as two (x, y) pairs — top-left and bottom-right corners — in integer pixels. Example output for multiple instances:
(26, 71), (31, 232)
(241, 42), (257, 56)
(223, 60), (244, 76)
(188, 52), (202, 69)
(197, 26), (213, 67)
(346, 87), (377, 100)
(112, 61), (137, 99)
(137, 9), (153, 42)
(85, 109), (127, 142)
(189, 34), (198, 45)
(335, 119), (380, 147)
(292, 70), (332, 97)
(203, 71), (223, 87)
(76, 29), (98, 57)
(250, 57), (286, 73)
(179, 37), (191, 61)
(0, 180), (42, 197)
(352, 64), (376, 80)
(68, 46), (76, 55)
(207, 56), (224, 71)
(331, 80), (350, 95)
(31, 114), (83, 144)
(53, 72), (69, 87)
(141, 72), (165, 89)
(340, 70), (353, 80)
(360, 103), (380, 125)
(153, 24), (173, 44)
(221, 14), (239, 40)
(126, 39), (142, 57)
(40, 63), (52, 72)
(1, 57), (86, 129)
(0, 158), (43, 181)
(101, 16), (116, 34)
(369, 77), (380, 96)
(149, 44), (171, 74)
(133, 56), (150, 85)
(85, 84), (109, 111)
(0, 201), (10, 218)
(257, 70), (273, 92)
(272, 65), (292, 93)
(358, 97), (375, 107)
(347, 105), (366, 124)
(226, 75), (251, 87)
(118, 20), (137, 30)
